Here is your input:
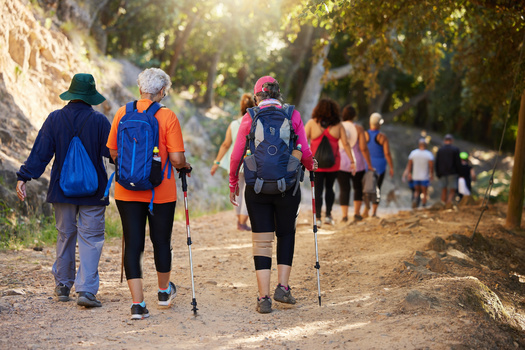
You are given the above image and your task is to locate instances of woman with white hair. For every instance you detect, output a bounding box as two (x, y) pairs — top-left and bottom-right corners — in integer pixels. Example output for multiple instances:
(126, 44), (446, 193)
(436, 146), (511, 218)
(107, 68), (191, 320)
(364, 113), (394, 217)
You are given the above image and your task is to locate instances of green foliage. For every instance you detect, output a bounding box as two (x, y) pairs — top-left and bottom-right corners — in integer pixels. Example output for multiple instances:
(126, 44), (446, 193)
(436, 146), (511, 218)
(475, 169), (511, 203)
(0, 201), (56, 250)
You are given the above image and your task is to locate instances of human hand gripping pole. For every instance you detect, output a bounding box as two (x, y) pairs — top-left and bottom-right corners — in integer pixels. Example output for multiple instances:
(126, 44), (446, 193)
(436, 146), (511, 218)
(309, 169), (322, 306)
(177, 166), (199, 315)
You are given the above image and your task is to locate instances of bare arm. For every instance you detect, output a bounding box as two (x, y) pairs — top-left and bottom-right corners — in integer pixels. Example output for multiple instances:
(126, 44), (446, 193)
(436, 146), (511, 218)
(169, 151), (190, 170)
(381, 134), (394, 177)
(356, 125), (373, 170)
(339, 124), (355, 168)
(110, 149), (118, 163)
(406, 159), (413, 181)
(211, 125), (232, 175)
(429, 160), (434, 181)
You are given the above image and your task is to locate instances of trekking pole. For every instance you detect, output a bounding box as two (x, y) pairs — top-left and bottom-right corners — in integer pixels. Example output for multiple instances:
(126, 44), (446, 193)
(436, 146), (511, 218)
(309, 170), (322, 306)
(177, 166), (198, 315)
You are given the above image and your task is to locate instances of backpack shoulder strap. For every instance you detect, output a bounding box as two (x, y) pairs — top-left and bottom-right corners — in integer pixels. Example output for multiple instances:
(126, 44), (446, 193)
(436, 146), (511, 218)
(282, 104), (295, 119)
(125, 101), (137, 114)
(77, 114), (92, 137)
(246, 107), (259, 119)
(146, 101), (163, 116)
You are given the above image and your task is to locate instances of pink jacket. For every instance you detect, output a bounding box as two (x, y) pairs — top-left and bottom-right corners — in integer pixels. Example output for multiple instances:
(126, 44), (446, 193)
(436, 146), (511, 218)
(229, 105), (314, 192)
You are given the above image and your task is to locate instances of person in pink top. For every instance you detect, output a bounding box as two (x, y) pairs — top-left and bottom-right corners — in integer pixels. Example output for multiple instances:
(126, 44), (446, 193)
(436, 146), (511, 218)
(229, 76), (318, 314)
(306, 98), (355, 226)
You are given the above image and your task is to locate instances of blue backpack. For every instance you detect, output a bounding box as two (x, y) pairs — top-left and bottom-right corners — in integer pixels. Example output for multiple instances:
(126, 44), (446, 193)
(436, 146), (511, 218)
(241, 105), (303, 195)
(104, 101), (171, 212)
(60, 113), (99, 197)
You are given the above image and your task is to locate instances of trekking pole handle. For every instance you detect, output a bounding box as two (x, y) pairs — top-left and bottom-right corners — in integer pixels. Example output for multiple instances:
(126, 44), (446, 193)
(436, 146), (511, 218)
(177, 166), (193, 192)
(309, 169), (315, 182)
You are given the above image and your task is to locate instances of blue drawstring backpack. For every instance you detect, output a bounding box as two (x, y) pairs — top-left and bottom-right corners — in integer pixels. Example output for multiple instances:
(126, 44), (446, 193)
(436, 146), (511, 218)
(59, 113), (99, 197)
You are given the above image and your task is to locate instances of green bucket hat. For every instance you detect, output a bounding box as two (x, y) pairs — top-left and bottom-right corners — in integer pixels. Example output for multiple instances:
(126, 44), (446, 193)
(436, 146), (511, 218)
(59, 73), (106, 105)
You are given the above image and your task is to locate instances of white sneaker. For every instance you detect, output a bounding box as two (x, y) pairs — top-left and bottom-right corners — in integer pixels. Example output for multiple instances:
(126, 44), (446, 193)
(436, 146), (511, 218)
(324, 217), (334, 225)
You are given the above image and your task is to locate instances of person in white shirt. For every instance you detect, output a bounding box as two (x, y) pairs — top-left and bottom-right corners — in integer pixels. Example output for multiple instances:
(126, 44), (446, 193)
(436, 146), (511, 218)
(407, 138), (434, 208)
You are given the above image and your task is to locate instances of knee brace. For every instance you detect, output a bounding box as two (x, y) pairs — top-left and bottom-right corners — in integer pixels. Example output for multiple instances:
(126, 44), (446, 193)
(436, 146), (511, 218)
(252, 232), (274, 258)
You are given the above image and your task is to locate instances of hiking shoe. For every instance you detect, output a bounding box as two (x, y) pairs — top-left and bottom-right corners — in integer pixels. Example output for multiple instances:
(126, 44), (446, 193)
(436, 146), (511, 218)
(256, 296), (272, 314)
(131, 304), (150, 320)
(341, 216), (348, 223)
(77, 292), (102, 307)
(354, 214), (363, 222)
(158, 282), (177, 307)
(324, 216), (334, 225)
(55, 283), (70, 302)
(237, 223), (251, 231)
(273, 284), (296, 304)
(316, 218), (322, 229)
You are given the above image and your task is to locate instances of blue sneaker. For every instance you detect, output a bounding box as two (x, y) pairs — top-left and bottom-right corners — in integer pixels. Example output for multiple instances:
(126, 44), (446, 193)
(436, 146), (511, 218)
(158, 282), (177, 307)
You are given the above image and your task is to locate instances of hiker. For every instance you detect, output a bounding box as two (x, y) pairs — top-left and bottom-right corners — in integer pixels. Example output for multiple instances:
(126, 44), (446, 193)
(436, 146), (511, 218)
(211, 93), (254, 231)
(229, 76), (318, 314)
(16, 73), (111, 308)
(106, 68), (190, 320)
(457, 151), (476, 199)
(435, 134), (461, 207)
(305, 98), (356, 226)
(364, 112), (394, 217)
(337, 105), (373, 223)
(406, 138), (434, 208)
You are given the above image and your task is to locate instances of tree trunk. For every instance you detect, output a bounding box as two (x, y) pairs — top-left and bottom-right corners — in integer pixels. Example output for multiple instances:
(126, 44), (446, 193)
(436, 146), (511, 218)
(297, 43), (330, 123)
(505, 89), (525, 229)
(167, 12), (199, 78)
(203, 47), (224, 109)
(282, 25), (315, 98)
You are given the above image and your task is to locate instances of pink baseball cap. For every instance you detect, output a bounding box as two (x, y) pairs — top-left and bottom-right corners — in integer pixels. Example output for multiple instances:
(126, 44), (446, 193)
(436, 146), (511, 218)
(254, 76), (277, 95)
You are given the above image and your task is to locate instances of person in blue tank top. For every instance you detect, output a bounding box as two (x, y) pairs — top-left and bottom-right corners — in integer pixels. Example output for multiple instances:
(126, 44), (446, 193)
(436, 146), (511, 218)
(364, 113), (394, 217)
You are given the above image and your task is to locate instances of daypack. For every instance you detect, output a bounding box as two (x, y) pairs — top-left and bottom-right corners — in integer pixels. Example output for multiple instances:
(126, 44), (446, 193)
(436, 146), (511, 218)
(241, 104), (303, 195)
(314, 129), (336, 169)
(362, 170), (380, 205)
(104, 101), (171, 213)
(60, 113), (98, 197)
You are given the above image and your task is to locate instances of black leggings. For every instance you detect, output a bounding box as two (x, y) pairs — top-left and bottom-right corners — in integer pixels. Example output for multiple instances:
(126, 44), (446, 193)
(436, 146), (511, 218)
(116, 200), (176, 279)
(245, 186), (300, 270)
(314, 171), (338, 219)
(337, 170), (365, 205)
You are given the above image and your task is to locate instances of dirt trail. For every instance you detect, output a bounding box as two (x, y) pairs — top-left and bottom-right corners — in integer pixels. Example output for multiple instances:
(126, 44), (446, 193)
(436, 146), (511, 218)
(0, 202), (524, 349)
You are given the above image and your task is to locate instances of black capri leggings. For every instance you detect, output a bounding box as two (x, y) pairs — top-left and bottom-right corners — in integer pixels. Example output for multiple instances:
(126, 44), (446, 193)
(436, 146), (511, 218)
(337, 170), (366, 205)
(245, 186), (301, 270)
(314, 171), (338, 219)
(116, 200), (176, 279)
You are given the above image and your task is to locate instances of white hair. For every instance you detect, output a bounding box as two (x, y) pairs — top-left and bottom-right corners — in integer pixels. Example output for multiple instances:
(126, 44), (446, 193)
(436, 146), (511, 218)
(137, 68), (172, 95)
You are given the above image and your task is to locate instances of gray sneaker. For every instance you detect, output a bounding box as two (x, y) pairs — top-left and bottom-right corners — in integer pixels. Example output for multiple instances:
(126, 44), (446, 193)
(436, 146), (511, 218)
(55, 283), (70, 302)
(273, 284), (296, 304)
(158, 281), (177, 307)
(256, 296), (272, 314)
(77, 292), (102, 307)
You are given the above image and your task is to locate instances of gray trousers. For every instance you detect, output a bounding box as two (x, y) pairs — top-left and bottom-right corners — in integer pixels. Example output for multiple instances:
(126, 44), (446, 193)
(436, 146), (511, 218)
(52, 203), (105, 295)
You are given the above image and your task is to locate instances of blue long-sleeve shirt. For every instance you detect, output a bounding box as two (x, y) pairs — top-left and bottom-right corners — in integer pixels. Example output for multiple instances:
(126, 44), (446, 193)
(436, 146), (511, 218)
(17, 101), (112, 206)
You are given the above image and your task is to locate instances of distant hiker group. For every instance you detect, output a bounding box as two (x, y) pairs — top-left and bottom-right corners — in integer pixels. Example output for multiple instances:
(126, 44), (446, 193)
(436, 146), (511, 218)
(15, 70), (475, 318)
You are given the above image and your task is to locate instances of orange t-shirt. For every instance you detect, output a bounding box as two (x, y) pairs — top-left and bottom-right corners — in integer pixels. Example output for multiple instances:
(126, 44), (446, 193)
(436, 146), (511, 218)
(106, 99), (185, 203)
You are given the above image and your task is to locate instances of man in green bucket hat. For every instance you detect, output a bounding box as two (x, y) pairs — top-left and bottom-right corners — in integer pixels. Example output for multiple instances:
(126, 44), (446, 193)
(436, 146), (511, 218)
(16, 73), (112, 308)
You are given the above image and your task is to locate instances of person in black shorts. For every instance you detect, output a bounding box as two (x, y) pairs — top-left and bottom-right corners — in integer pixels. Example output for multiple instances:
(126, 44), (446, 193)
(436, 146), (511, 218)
(229, 76), (318, 313)
(435, 134), (461, 207)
